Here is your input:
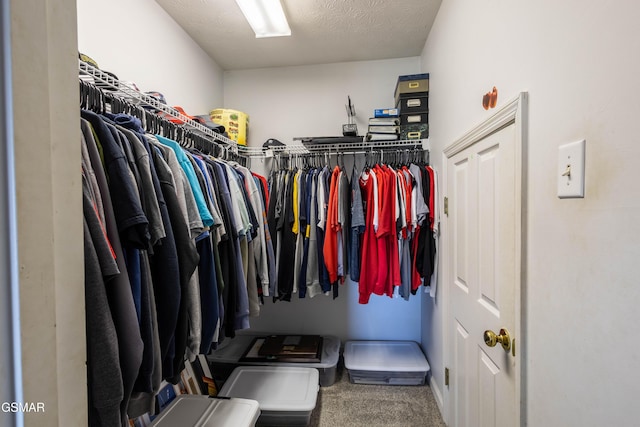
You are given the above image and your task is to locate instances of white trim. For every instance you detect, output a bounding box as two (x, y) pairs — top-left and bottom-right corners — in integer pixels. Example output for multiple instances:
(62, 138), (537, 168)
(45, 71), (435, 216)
(515, 92), (529, 427)
(443, 94), (525, 158)
(442, 92), (528, 426)
(440, 148), (451, 425)
(429, 374), (445, 416)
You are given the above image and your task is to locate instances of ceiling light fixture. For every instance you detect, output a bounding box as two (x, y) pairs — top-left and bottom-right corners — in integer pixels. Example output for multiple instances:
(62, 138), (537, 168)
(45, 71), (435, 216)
(235, 0), (291, 38)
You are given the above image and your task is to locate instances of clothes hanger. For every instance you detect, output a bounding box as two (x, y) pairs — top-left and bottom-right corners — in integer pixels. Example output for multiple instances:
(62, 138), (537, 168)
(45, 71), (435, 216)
(90, 84), (97, 111)
(109, 95), (120, 114)
(84, 82), (93, 111)
(153, 114), (161, 135)
(192, 133), (202, 153)
(79, 81), (87, 109)
(85, 83), (93, 111)
(136, 104), (145, 122)
(144, 110), (153, 133)
(146, 112), (154, 134)
(203, 135), (214, 155)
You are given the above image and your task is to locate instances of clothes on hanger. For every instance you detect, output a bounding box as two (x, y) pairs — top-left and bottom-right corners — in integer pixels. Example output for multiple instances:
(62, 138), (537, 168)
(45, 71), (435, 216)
(265, 152), (438, 305)
(357, 160), (438, 303)
(79, 73), (438, 426)
(80, 108), (274, 427)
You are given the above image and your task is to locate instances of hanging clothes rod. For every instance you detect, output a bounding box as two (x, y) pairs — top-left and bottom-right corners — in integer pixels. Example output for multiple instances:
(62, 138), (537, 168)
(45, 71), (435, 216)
(79, 59), (239, 153)
(300, 138), (427, 152)
(239, 138), (429, 158)
(240, 144), (310, 157)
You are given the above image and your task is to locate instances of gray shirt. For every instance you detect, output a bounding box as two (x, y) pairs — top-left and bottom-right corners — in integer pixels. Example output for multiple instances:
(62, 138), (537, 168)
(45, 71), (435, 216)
(409, 164), (430, 225)
(305, 169), (323, 297)
(119, 126), (166, 247)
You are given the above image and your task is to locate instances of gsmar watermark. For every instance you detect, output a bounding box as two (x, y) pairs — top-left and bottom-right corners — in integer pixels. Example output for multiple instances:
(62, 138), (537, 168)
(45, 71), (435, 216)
(1, 402), (45, 413)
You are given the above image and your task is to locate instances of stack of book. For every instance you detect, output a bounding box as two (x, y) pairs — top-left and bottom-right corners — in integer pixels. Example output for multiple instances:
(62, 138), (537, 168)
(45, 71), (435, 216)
(366, 108), (400, 141)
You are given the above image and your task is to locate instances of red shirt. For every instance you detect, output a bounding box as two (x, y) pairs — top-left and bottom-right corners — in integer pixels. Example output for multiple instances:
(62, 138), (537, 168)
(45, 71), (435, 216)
(323, 166), (341, 284)
(358, 170), (379, 303)
(373, 165), (401, 297)
(252, 172), (269, 208)
(386, 167), (401, 292)
(373, 166), (390, 295)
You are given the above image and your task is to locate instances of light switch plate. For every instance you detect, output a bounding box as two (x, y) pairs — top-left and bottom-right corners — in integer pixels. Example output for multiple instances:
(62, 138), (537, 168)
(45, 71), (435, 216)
(557, 139), (585, 198)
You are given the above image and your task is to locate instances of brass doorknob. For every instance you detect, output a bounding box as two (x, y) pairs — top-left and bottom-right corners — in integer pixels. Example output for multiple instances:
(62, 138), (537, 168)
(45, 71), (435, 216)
(483, 328), (511, 351)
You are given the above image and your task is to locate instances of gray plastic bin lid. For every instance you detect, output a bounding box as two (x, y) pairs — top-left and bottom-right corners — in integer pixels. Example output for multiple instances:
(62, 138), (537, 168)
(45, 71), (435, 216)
(344, 341), (430, 372)
(219, 366), (319, 412)
(209, 334), (340, 369)
(150, 395), (260, 427)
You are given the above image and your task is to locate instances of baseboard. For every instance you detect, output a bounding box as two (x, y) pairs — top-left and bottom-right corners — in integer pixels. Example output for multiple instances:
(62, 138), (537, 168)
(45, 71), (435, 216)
(429, 374), (445, 420)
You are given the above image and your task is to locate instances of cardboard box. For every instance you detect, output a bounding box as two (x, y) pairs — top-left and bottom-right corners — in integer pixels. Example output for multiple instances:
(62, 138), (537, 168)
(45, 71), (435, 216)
(401, 123), (429, 140)
(397, 93), (429, 114)
(394, 73), (429, 105)
(400, 113), (428, 126)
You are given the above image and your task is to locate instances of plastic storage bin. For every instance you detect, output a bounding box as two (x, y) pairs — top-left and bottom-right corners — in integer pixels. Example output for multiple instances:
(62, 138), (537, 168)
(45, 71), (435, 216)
(207, 334), (340, 387)
(219, 366), (319, 426)
(344, 340), (430, 385)
(150, 395), (260, 427)
(209, 108), (249, 145)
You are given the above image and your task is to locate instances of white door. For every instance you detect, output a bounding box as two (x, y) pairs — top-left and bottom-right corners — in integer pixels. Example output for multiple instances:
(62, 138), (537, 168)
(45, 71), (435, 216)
(445, 94), (524, 427)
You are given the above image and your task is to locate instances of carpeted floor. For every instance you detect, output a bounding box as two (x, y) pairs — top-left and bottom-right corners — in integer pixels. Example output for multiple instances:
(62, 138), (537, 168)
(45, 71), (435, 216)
(307, 365), (446, 427)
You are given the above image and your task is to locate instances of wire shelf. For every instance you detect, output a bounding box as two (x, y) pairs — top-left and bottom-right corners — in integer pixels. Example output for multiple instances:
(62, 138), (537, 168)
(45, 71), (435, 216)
(238, 138), (428, 157)
(80, 60), (429, 159)
(79, 60), (238, 152)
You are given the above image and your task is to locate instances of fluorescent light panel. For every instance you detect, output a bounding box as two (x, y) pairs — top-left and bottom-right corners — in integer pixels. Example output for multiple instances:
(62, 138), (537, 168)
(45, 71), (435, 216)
(235, 0), (291, 38)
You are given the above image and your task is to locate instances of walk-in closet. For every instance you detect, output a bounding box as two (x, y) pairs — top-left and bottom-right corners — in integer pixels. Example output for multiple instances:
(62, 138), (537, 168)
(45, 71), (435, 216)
(5, 0), (640, 426)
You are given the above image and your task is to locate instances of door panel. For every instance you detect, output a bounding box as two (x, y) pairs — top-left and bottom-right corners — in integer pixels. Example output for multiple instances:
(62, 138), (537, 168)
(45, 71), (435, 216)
(478, 145), (497, 311)
(479, 349), (499, 427)
(448, 123), (518, 427)
(454, 322), (470, 427)
(454, 158), (470, 290)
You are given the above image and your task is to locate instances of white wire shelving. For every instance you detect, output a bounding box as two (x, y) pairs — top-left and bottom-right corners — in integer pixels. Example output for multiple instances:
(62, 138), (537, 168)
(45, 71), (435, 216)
(80, 59), (428, 159)
(79, 60), (238, 152)
(238, 138), (429, 158)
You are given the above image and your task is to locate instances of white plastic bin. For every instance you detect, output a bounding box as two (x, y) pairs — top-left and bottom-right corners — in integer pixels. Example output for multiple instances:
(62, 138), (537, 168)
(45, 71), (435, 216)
(219, 366), (319, 426)
(344, 340), (430, 385)
(150, 395), (260, 427)
(208, 334), (339, 387)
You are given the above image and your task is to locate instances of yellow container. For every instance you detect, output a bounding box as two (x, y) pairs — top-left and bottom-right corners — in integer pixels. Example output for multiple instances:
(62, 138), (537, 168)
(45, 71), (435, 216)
(209, 108), (249, 146)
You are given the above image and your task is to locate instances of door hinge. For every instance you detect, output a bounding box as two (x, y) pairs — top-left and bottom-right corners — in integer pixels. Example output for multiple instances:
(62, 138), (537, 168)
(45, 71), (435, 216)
(445, 367), (450, 386)
(444, 197), (449, 216)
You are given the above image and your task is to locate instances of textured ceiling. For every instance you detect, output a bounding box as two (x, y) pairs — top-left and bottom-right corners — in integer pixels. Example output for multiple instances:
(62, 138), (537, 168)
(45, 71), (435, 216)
(155, 0), (441, 70)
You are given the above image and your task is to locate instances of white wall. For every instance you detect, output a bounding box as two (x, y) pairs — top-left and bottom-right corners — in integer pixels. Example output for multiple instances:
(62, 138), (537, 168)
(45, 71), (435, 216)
(76, 0), (224, 114)
(224, 58), (425, 343)
(421, 1), (640, 425)
(224, 58), (420, 150)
